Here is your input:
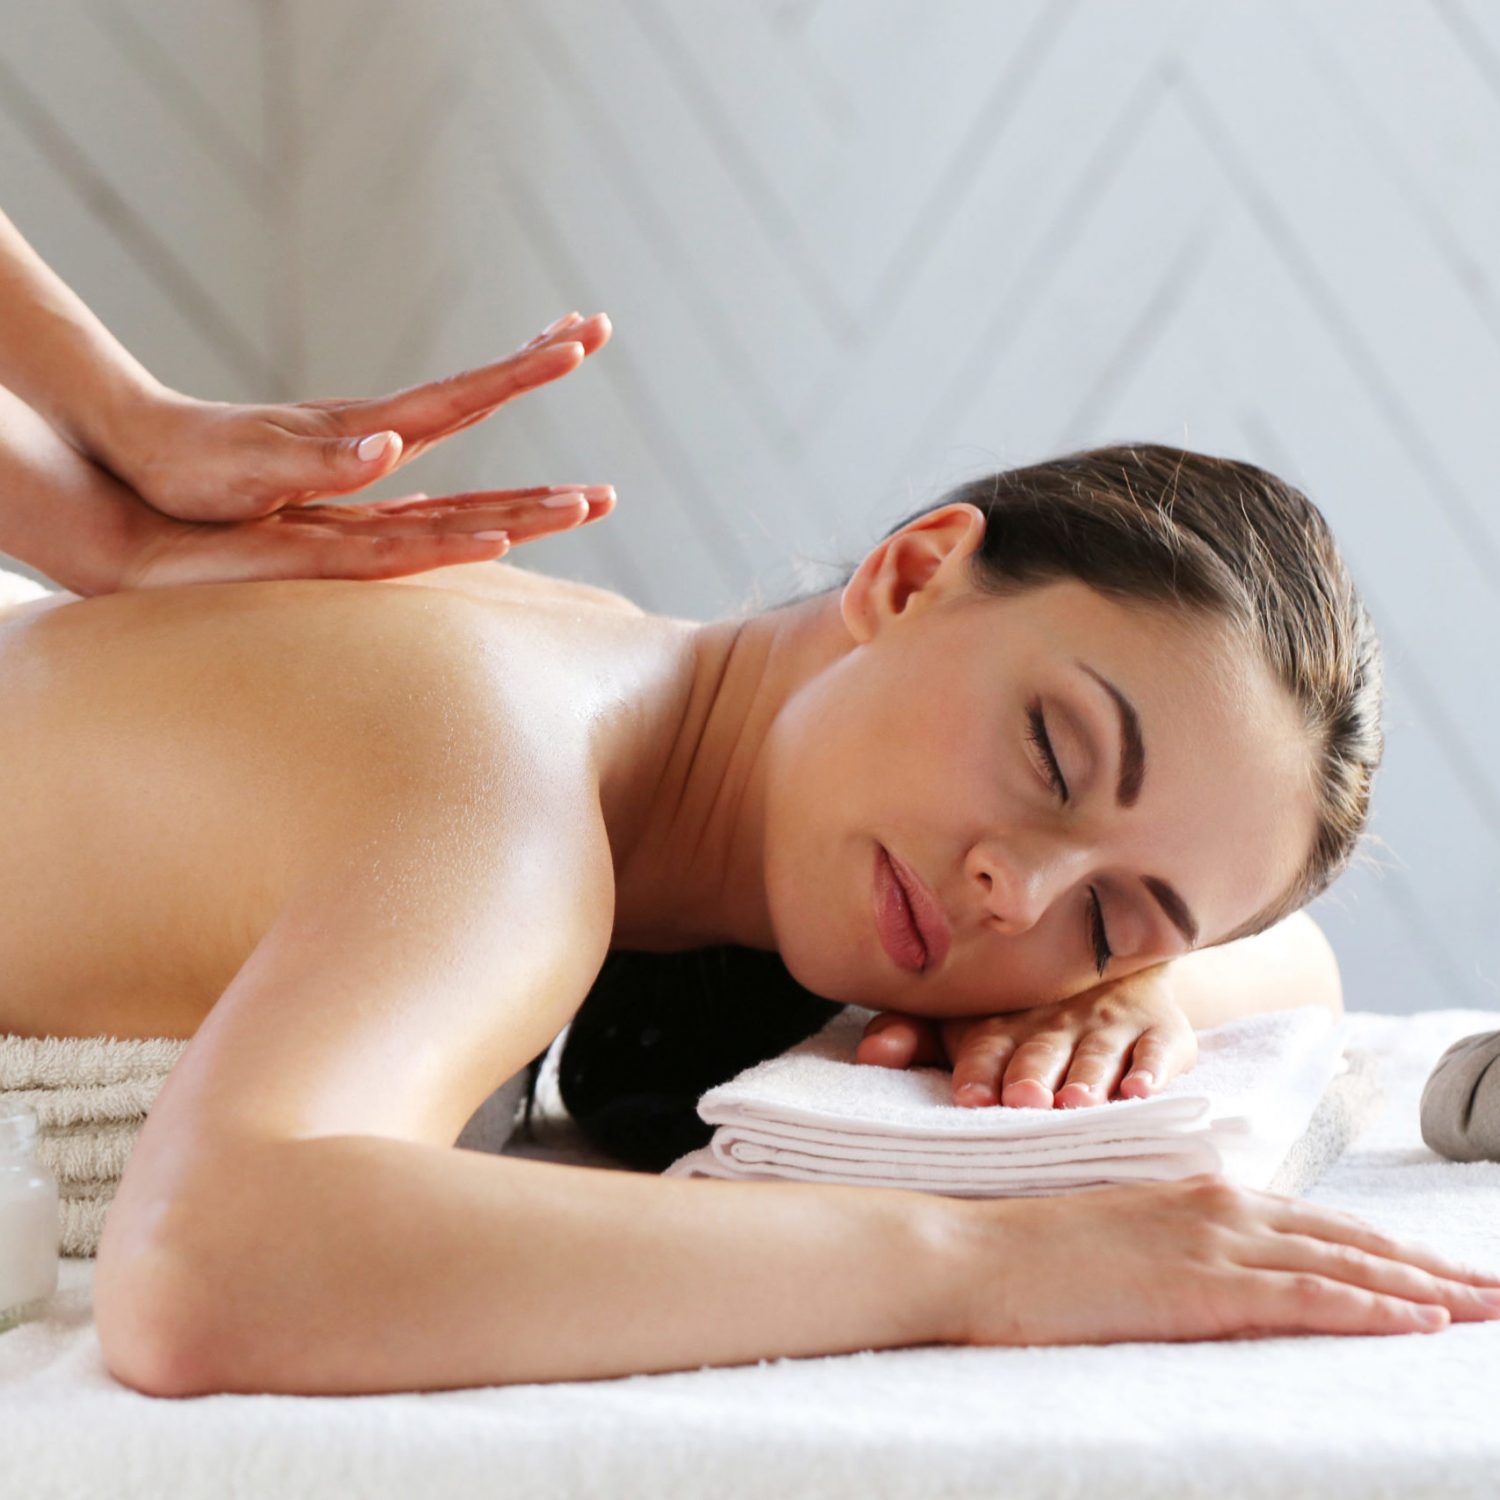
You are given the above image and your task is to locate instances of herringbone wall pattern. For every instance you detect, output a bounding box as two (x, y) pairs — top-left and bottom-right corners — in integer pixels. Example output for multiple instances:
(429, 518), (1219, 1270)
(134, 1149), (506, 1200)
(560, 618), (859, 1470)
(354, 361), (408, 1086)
(2, 0), (1497, 1015)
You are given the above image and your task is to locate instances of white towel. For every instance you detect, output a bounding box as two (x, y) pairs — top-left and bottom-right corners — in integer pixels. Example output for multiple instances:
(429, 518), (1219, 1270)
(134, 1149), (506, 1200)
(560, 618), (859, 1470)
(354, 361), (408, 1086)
(664, 1003), (1349, 1194)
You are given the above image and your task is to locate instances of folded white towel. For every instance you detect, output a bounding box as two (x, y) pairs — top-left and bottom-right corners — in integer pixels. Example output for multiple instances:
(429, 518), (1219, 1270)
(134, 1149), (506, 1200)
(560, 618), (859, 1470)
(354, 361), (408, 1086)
(664, 1003), (1349, 1194)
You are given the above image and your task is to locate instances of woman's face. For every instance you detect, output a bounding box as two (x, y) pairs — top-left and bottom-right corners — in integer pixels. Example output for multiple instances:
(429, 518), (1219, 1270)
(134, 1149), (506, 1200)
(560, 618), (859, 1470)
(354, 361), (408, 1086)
(759, 502), (1319, 1018)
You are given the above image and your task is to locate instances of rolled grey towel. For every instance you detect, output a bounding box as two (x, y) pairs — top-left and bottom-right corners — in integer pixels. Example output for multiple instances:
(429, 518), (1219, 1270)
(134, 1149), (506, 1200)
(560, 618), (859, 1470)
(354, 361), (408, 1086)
(1419, 1028), (1500, 1163)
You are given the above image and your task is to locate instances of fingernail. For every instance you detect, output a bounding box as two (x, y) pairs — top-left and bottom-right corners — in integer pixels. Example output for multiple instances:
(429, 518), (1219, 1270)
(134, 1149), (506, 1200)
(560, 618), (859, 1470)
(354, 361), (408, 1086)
(1128, 1071), (1154, 1089)
(543, 492), (587, 508)
(472, 530), (509, 542)
(358, 431), (396, 462)
(1476, 1289), (1500, 1310)
(956, 1083), (996, 1106)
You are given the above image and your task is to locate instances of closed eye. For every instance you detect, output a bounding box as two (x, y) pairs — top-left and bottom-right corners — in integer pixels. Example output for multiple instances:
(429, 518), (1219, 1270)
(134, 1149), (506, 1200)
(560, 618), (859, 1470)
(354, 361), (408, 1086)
(1024, 701), (1069, 803)
(1023, 700), (1113, 976)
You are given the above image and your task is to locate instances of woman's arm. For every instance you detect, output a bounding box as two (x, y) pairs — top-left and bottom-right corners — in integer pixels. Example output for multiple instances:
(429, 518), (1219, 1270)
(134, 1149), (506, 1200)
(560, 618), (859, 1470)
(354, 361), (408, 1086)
(90, 642), (973, 1396)
(0, 205), (164, 461)
(107, 1131), (970, 1397)
(0, 376), (152, 594)
(1166, 909), (1343, 1031)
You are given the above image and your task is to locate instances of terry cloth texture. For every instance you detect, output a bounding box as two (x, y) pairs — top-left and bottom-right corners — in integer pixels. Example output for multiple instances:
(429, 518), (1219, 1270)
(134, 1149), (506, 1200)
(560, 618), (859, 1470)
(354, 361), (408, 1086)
(3, 1008), (1499, 1500)
(665, 1004), (1363, 1195)
(0, 1030), (530, 1256)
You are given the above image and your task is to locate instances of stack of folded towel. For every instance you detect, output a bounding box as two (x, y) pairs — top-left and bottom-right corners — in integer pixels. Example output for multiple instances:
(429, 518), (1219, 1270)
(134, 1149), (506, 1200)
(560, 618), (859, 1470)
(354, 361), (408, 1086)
(665, 1004), (1382, 1197)
(0, 1034), (188, 1257)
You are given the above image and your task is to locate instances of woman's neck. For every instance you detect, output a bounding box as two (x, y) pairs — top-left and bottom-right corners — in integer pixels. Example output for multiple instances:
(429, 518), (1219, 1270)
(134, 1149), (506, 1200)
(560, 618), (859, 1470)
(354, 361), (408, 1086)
(598, 592), (845, 955)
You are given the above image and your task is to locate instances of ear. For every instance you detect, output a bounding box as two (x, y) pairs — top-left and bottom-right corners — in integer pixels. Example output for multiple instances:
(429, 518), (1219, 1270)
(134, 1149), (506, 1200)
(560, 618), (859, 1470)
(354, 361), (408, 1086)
(840, 502), (987, 644)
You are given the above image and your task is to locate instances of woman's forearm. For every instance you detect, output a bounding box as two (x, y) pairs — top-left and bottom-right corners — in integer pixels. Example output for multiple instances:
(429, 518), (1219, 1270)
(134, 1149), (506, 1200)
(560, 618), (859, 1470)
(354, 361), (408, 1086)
(99, 1134), (983, 1396)
(0, 378), (155, 593)
(0, 205), (165, 462)
(1168, 910), (1343, 1031)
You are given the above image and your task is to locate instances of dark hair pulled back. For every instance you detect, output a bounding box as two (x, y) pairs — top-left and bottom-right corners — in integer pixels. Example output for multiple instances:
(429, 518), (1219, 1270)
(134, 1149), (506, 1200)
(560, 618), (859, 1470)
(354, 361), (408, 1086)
(531, 443), (1383, 1171)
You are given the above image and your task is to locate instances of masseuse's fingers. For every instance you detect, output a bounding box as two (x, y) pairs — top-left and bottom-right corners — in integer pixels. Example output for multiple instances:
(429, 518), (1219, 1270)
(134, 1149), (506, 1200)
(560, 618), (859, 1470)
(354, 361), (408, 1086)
(117, 483), (612, 589)
(297, 313), (610, 484)
(116, 312), (612, 523)
(316, 312), (612, 475)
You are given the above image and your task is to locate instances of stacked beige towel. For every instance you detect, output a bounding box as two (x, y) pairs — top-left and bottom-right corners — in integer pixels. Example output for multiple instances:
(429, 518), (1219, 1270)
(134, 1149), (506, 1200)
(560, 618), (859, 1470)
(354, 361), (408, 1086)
(0, 1030), (531, 1257)
(0, 1034), (188, 1257)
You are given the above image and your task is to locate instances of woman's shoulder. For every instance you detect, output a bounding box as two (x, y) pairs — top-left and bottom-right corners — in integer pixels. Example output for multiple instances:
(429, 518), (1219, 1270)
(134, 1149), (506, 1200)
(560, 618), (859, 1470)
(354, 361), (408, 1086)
(6, 574), (608, 854)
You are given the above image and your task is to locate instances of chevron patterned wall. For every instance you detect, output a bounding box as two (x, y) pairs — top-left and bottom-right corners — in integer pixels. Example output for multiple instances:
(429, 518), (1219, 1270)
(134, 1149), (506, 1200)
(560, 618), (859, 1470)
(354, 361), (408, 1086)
(2, 0), (1498, 1017)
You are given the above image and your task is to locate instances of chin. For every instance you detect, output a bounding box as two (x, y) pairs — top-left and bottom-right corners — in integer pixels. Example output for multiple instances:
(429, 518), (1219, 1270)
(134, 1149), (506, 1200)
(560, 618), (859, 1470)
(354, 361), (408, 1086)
(774, 941), (861, 1005)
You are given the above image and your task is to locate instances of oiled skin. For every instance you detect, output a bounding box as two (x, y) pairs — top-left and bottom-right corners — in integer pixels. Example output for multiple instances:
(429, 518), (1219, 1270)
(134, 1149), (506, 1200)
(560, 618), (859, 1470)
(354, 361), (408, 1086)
(0, 560), (645, 1043)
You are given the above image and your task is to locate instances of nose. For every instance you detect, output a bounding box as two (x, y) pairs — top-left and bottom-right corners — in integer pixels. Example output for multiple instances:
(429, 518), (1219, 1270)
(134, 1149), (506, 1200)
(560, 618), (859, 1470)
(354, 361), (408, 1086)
(967, 836), (1091, 934)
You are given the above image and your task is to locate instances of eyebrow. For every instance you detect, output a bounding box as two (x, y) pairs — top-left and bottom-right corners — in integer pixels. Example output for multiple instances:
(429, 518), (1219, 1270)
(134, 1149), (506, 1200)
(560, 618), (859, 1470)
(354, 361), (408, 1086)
(1074, 660), (1201, 949)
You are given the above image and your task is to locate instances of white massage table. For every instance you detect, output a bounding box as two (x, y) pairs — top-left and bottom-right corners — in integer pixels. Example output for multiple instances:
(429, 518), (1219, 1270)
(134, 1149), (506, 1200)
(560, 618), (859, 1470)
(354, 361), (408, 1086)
(4, 1006), (1499, 1500)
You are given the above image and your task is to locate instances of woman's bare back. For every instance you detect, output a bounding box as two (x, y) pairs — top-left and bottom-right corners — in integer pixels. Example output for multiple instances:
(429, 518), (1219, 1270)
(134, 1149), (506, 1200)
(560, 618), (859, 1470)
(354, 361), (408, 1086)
(0, 560), (644, 1042)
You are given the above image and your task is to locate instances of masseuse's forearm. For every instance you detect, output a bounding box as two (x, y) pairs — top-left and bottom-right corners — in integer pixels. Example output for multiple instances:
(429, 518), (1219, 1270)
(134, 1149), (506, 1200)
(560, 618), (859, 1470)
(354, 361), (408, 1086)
(114, 1135), (980, 1396)
(1168, 910), (1343, 1031)
(0, 205), (165, 461)
(0, 378), (153, 594)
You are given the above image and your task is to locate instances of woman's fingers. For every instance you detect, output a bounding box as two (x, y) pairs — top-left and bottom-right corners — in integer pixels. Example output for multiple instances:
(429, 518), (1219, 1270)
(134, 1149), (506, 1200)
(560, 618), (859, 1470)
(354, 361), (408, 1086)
(227, 314), (610, 515)
(277, 530), (521, 582)
(950, 1028), (1186, 1110)
(1268, 1198), (1500, 1292)
(1056, 1024), (1192, 1107)
(352, 483), (615, 519)
(122, 481), (611, 589)
(1052, 1038), (1135, 1109)
(854, 1013), (946, 1069)
(518, 311), (584, 351)
(289, 486), (607, 548)
(126, 518), (521, 588)
(345, 313), (611, 449)
(950, 1033), (1025, 1108)
(1249, 1199), (1500, 1327)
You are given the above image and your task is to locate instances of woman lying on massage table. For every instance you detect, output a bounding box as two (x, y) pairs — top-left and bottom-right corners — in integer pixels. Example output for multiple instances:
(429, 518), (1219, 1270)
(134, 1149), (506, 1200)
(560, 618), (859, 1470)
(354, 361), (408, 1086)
(3, 292), (1500, 1398)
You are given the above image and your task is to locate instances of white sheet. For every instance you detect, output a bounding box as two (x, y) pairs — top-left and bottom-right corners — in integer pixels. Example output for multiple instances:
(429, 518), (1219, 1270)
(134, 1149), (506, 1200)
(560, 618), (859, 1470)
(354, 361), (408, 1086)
(4, 1007), (1499, 1500)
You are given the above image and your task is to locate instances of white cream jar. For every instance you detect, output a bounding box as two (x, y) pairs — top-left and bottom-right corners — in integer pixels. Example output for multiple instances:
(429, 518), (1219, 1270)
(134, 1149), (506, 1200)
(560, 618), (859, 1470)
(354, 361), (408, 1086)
(0, 1103), (59, 1332)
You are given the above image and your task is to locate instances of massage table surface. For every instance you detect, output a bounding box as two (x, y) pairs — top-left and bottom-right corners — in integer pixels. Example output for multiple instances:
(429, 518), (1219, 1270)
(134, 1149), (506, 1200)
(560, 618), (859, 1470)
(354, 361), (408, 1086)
(4, 1007), (1498, 1500)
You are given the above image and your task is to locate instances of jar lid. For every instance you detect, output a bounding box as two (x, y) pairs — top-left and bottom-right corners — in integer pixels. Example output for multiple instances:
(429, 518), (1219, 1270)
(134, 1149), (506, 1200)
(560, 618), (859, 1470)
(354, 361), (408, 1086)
(0, 1102), (39, 1154)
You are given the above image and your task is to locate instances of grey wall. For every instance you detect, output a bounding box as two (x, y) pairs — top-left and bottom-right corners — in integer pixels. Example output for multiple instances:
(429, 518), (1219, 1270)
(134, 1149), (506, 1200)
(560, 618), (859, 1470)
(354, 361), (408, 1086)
(2, 0), (1497, 1016)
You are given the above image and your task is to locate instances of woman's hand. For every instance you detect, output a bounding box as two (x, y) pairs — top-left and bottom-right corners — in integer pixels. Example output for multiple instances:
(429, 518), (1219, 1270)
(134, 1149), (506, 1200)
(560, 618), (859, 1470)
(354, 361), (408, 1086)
(111, 481), (616, 590)
(99, 312), (611, 522)
(950, 1173), (1500, 1348)
(854, 964), (1198, 1108)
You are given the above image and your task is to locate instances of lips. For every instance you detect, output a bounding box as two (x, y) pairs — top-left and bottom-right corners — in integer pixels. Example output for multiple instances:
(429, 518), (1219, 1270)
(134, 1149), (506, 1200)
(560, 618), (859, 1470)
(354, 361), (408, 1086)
(874, 844), (953, 975)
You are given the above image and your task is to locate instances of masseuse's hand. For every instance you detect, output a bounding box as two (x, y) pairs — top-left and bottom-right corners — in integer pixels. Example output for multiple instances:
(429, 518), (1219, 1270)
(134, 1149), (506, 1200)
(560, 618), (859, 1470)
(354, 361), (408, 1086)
(853, 964), (1199, 1109)
(100, 313), (615, 589)
(111, 313), (610, 521)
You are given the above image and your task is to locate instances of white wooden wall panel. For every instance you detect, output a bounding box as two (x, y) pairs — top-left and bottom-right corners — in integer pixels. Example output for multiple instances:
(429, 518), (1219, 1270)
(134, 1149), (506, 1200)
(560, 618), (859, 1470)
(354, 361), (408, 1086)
(1, 0), (1496, 1015)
